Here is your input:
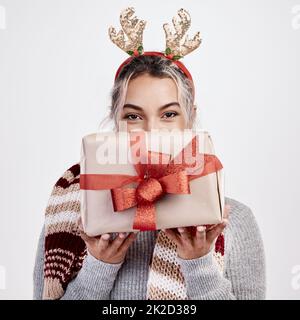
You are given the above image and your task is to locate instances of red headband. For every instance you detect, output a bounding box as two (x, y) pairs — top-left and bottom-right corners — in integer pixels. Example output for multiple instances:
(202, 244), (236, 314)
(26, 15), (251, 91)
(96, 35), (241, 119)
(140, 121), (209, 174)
(114, 51), (195, 102)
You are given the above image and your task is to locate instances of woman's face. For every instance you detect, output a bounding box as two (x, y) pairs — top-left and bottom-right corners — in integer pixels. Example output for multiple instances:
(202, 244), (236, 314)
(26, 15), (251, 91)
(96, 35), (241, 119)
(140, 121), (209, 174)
(120, 73), (193, 131)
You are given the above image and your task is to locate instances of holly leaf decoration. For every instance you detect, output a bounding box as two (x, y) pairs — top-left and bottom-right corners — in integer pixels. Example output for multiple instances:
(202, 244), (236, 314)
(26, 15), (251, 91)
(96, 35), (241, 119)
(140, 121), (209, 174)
(172, 55), (182, 60)
(165, 47), (172, 55)
(137, 45), (143, 55)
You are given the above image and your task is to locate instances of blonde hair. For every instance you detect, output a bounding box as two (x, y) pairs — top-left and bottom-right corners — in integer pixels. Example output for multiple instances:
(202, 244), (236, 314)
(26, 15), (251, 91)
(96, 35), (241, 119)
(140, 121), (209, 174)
(99, 55), (198, 130)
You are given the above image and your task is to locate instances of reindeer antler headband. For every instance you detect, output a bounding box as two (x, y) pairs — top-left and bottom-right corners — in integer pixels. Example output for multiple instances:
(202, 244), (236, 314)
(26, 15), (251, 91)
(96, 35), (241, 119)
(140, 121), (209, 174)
(108, 7), (202, 101)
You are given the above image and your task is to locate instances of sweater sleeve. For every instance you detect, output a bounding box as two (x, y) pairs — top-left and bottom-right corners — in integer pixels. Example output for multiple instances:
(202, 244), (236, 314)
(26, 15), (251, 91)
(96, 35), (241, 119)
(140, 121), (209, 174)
(32, 224), (123, 300)
(60, 252), (123, 300)
(177, 204), (266, 300)
(32, 224), (46, 300)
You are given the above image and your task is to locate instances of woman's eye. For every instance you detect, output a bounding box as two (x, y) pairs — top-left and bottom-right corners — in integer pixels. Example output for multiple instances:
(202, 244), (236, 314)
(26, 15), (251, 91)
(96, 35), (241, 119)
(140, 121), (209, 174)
(124, 114), (142, 121)
(162, 111), (178, 119)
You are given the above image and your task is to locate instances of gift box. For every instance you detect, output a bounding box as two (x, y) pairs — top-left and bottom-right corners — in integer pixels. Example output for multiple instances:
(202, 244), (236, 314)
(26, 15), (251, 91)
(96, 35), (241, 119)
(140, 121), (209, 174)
(80, 129), (225, 236)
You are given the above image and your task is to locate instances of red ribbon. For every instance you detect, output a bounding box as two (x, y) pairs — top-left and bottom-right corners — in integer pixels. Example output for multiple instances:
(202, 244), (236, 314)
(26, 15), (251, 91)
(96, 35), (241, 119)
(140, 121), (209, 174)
(80, 134), (223, 231)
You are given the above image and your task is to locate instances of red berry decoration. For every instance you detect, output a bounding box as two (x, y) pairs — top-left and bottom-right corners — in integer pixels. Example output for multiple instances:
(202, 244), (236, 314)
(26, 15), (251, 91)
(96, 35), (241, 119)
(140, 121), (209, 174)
(166, 53), (174, 59)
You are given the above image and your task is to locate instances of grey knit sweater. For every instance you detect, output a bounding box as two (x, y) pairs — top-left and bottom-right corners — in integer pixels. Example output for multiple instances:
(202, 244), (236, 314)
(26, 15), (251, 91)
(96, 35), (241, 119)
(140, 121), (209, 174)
(33, 196), (266, 300)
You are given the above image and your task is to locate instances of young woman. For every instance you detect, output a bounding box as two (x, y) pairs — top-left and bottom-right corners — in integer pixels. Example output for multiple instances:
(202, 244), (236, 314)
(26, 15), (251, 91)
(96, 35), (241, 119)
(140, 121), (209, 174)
(33, 8), (266, 300)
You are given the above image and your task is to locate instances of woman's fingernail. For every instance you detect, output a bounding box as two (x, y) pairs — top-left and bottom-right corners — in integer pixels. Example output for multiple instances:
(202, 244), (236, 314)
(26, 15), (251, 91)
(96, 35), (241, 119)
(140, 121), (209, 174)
(197, 226), (206, 232)
(178, 227), (185, 233)
(119, 233), (125, 238)
(102, 234), (110, 240)
(223, 219), (228, 225)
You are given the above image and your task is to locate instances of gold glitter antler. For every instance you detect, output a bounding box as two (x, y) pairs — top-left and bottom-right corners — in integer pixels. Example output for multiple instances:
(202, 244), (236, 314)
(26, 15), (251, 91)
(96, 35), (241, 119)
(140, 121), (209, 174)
(108, 7), (147, 56)
(163, 8), (201, 60)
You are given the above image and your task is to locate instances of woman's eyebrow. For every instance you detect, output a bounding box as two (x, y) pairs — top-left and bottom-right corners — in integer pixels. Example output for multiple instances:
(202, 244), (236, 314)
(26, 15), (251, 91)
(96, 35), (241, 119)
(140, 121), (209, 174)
(123, 102), (180, 111)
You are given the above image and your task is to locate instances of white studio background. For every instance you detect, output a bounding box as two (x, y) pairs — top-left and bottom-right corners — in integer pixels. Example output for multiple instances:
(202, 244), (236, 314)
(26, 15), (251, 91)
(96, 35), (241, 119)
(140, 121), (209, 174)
(0, 0), (299, 300)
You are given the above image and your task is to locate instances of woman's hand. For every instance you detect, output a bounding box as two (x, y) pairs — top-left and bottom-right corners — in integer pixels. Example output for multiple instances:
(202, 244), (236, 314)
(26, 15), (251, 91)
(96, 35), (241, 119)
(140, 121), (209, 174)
(162, 204), (231, 260)
(77, 219), (139, 264)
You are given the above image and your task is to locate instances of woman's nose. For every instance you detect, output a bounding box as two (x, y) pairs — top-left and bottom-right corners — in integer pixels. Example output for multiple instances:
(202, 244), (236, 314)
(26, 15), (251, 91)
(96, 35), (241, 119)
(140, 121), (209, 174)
(144, 119), (159, 131)
(144, 118), (160, 131)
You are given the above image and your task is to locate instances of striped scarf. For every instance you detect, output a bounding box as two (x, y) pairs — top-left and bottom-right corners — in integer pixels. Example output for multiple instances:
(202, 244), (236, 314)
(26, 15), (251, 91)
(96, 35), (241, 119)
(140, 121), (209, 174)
(43, 163), (225, 300)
